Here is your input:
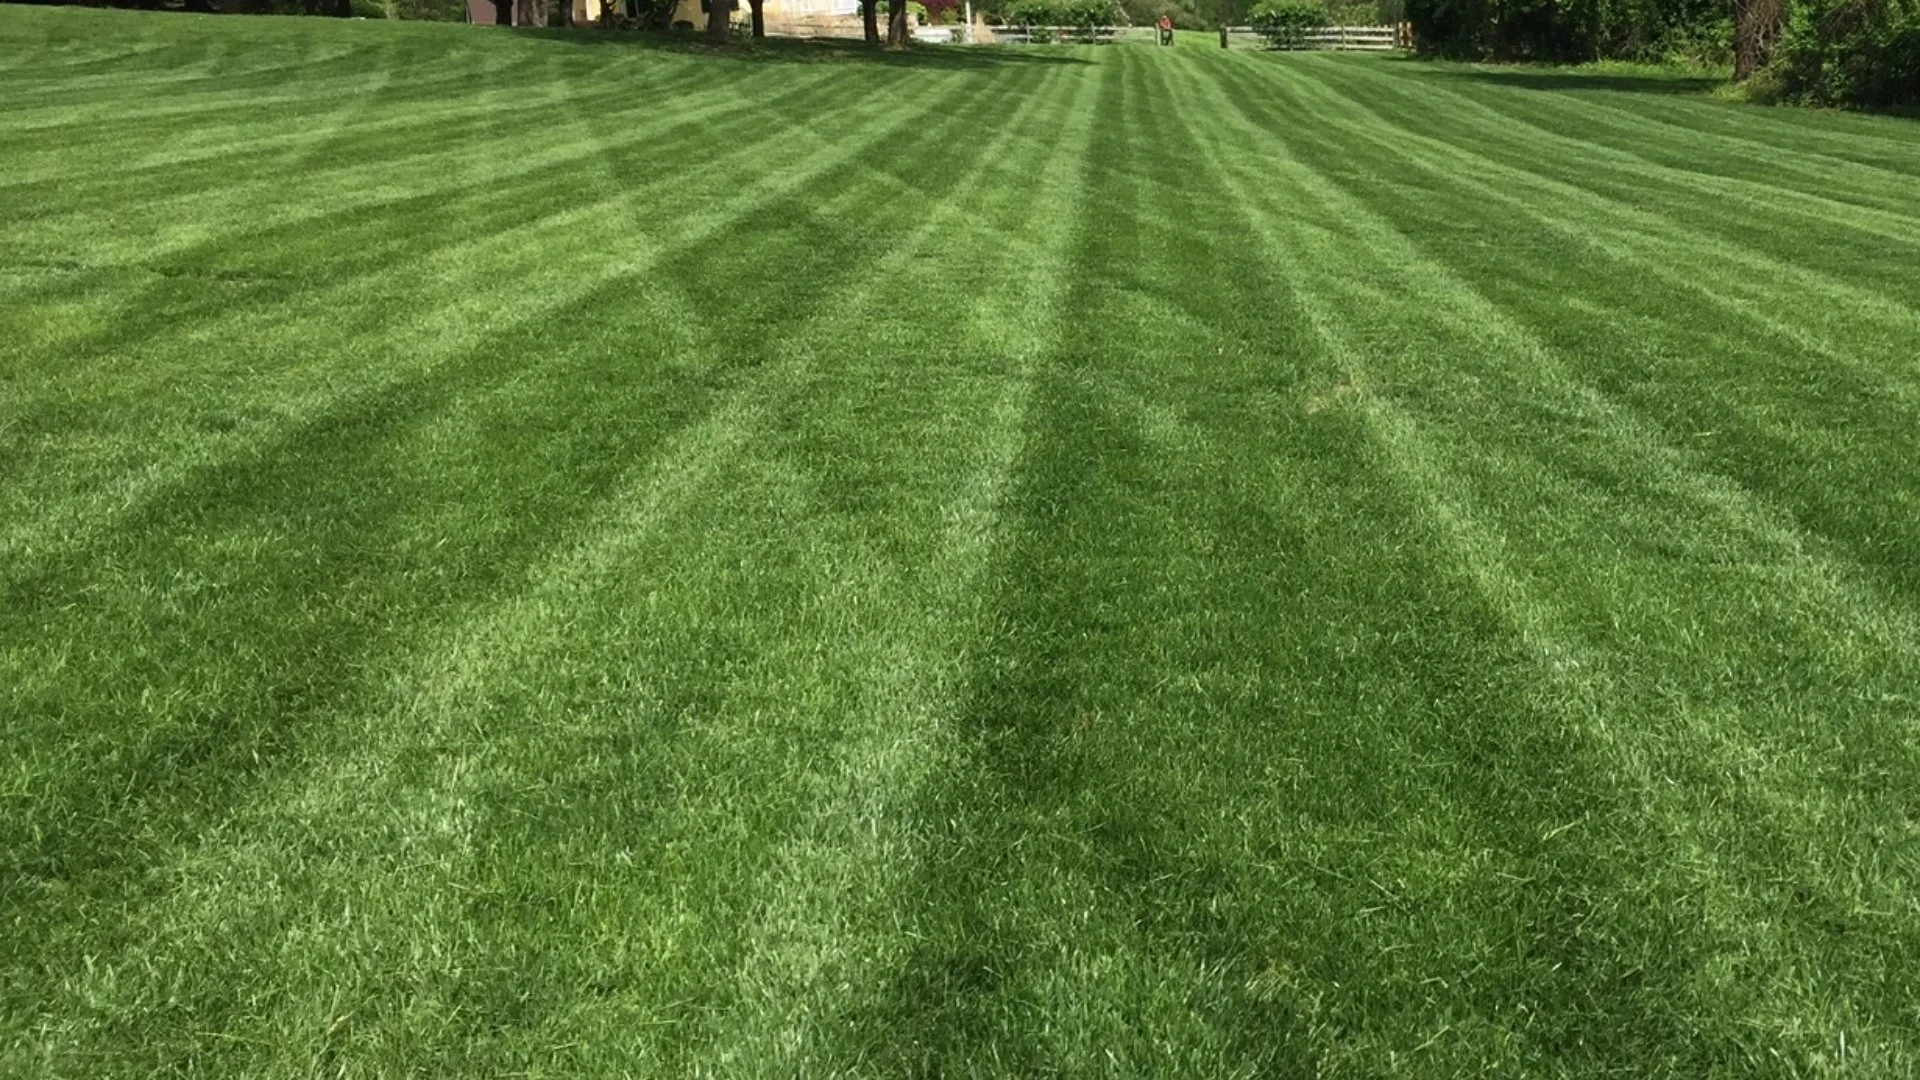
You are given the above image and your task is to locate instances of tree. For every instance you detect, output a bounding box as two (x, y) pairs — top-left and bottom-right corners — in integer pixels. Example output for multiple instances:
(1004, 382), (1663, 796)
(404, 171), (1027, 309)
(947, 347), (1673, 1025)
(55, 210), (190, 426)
(708, 0), (733, 39)
(748, 0), (765, 34)
(864, 0), (883, 42)
(1006, 0), (1122, 36)
(1734, 0), (1786, 77)
(1769, 0), (1920, 105)
(888, 0), (913, 41)
(1249, 0), (1324, 47)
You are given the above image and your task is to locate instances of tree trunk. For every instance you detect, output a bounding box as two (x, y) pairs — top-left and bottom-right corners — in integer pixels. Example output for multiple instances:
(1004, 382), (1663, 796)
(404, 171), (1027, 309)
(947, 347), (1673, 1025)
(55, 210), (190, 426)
(708, 0), (732, 41)
(1732, 0), (1784, 79)
(886, 0), (909, 45)
(862, 0), (880, 44)
(749, 0), (764, 36)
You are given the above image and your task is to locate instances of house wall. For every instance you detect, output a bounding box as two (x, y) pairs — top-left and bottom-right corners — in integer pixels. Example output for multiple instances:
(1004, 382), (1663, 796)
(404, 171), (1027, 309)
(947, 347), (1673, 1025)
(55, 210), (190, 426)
(667, 0), (861, 31)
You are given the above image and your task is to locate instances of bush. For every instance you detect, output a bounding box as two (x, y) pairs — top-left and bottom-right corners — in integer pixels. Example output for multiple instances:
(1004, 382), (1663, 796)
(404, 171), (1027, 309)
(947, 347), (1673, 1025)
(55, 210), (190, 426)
(1407, 0), (1730, 61)
(1770, 0), (1920, 107)
(1657, 14), (1733, 65)
(1250, 0), (1326, 47)
(1005, 0), (1125, 34)
(1326, 0), (1378, 24)
(391, 0), (467, 19)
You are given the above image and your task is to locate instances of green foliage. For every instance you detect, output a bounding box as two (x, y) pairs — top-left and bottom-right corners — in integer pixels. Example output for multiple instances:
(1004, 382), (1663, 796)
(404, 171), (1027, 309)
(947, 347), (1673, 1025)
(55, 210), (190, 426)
(1403, 0), (1914, 106)
(1770, 0), (1920, 107)
(390, 0), (468, 19)
(1250, 0), (1325, 46)
(883, 0), (933, 20)
(1326, 0), (1380, 23)
(1407, 0), (1730, 61)
(1006, 0), (1126, 29)
(1656, 13), (1732, 65)
(1117, 0), (1218, 27)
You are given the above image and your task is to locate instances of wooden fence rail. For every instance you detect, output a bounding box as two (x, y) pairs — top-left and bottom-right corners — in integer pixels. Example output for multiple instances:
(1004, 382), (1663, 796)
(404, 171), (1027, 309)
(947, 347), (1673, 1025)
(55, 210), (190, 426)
(1225, 23), (1411, 50)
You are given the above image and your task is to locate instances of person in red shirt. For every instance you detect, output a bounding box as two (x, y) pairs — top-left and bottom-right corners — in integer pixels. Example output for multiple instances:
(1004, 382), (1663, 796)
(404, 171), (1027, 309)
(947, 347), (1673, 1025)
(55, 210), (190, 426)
(1157, 13), (1173, 44)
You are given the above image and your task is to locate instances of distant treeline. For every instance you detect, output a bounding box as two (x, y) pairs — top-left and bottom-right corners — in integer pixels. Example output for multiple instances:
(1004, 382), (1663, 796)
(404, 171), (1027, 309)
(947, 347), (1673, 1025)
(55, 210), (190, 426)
(1408, 0), (1918, 106)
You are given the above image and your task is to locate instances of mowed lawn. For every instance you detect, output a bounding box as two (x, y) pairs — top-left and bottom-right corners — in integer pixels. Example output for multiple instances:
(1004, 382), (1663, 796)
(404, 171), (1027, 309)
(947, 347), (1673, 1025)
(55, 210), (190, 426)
(5, 6), (1920, 1075)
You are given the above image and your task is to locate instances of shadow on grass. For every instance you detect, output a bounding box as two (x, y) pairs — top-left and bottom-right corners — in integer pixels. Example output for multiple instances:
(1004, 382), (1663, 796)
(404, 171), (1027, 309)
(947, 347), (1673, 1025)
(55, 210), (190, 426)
(516, 26), (1092, 67)
(1404, 59), (1920, 117)
(1362, 54), (1723, 95)
(1428, 66), (1728, 94)
(1426, 66), (1724, 95)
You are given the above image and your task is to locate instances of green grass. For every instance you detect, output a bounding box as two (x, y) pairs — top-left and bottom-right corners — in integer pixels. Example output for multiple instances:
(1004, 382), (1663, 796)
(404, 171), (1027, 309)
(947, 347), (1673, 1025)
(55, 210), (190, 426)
(5, 7), (1920, 1075)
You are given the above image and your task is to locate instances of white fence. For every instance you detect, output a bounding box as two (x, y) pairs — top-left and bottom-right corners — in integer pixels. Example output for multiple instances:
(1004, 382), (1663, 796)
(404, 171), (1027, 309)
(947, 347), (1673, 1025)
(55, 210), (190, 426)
(1225, 24), (1408, 50)
(780, 0), (860, 14)
(975, 23), (1408, 48)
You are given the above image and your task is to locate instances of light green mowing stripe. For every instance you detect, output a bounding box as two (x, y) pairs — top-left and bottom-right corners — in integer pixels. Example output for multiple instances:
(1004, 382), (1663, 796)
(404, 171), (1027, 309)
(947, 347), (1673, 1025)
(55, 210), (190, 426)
(861, 47), (1431, 1073)
(690, 61), (1102, 1076)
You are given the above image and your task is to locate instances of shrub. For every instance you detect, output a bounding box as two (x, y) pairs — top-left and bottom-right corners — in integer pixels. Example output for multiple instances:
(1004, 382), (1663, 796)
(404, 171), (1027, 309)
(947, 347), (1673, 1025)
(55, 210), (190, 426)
(1407, 0), (1731, 61)
(1250, 0), (1326, 47)
(1769, 0), (1920, 108)
(391, 0), (467, 19)
(1326, 0), (1378, 24)
(1658, 15), (1733, 65)
(1006, 0), (1125, 35)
